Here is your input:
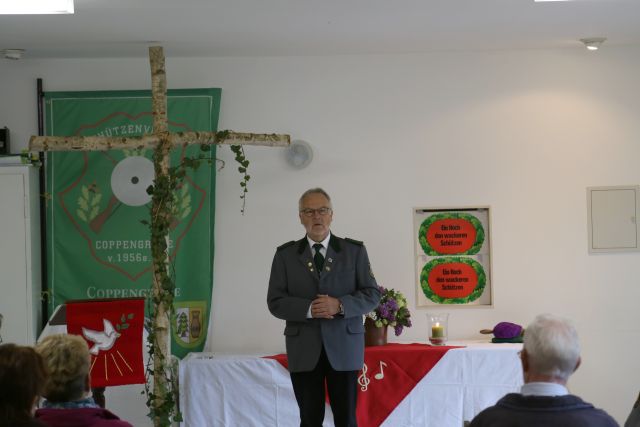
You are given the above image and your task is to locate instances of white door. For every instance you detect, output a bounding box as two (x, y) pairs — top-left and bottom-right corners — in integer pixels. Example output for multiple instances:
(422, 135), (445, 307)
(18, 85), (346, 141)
(0, 171), (30, 344)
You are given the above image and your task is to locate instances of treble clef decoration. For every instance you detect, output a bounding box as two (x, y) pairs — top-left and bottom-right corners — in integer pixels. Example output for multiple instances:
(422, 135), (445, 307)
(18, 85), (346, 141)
(358, 363), (370, 391)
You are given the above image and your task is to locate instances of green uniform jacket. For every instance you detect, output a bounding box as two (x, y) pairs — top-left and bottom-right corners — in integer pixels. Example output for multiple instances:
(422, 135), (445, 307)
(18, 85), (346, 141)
(267, 234), (380, 372)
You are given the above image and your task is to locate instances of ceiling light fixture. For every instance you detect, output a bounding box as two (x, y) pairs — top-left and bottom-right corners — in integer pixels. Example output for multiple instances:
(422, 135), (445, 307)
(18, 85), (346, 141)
(2, 49), (25, 60)
(0, 0), (74, 14)
(580, 37), (606, 51)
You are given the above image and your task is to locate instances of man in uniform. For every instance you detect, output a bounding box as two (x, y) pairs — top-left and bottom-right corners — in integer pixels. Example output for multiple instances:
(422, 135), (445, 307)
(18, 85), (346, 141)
(267, 188), (381, 427)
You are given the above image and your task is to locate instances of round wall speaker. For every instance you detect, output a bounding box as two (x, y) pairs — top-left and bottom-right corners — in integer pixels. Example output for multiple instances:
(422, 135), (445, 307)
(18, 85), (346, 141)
(285, 139), (313, 169)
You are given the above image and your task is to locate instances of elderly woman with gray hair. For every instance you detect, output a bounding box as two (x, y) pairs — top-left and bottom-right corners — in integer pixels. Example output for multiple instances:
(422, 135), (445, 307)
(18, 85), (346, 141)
(34, 334), (132, 427)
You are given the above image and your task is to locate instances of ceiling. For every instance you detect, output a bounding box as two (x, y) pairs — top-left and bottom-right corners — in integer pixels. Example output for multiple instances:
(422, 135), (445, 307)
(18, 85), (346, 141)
(0, 0), (639, 59)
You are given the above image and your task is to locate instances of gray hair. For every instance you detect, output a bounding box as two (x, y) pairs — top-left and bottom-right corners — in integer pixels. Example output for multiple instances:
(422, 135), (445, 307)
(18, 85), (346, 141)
(523, 313), (580, 382)
(36, 334), (91, 402)
(298, 188), (332, 210)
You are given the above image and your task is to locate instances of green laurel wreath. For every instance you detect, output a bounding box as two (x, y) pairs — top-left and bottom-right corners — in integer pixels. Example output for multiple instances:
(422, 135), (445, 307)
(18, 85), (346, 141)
(418, 212), (485, 256)
(76, 184), (102, 223)
(172, 184), (192, 220)
(420, 257), (486, 304)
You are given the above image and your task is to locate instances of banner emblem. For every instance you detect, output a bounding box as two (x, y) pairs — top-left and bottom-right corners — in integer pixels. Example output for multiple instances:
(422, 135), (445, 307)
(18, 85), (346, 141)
(67, 299), (145, 388)
(82, 318), (121, 355)
(173, 300), (207, 349)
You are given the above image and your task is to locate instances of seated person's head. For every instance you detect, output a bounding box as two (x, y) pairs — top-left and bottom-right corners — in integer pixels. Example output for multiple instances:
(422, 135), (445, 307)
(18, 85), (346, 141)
(0, 343), (48, 422)
(35, 334), (91, 403)
(522, 313), (581, 384)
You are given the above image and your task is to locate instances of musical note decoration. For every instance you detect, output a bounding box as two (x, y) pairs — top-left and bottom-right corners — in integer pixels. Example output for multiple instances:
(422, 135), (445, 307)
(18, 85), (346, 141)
(358, 360), (388, 392)
(374, 361), (387, 380)
(358, 363), (370, 391)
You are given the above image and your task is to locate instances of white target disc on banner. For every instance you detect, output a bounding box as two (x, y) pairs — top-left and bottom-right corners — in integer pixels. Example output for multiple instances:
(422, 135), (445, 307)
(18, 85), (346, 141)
(110, 156), (154, 206)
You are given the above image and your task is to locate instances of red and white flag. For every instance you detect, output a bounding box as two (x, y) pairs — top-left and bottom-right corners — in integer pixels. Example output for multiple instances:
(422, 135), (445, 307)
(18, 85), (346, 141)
(66, 298), (145, 388)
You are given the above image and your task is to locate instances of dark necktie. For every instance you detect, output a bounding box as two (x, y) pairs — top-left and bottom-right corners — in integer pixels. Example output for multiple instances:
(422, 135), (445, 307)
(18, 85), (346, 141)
(313, 243), (324, 275)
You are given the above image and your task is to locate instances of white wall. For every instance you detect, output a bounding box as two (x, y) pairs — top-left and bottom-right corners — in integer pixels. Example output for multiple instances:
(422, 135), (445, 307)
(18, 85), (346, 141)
(1, 47), (639, 425)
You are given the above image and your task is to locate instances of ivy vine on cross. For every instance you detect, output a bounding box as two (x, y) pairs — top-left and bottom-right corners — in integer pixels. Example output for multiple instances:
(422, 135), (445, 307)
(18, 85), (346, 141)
(29, 46), (290, 427)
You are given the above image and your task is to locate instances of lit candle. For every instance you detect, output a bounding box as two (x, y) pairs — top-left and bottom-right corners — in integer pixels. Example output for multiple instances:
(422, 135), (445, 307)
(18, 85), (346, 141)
(432, 322), (444, 338)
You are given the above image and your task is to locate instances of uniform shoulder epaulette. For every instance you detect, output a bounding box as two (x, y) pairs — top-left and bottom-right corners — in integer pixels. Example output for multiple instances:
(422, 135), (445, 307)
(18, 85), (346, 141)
(344, 237), (363, 246)
(277, 240), (296, 251)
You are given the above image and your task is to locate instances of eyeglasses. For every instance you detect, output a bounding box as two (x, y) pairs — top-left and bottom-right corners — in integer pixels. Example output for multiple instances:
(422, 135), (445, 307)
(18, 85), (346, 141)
(300, 207), (332, 217)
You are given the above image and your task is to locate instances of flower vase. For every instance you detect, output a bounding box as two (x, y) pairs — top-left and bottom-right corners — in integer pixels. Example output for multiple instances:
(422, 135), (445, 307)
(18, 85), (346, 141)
(365, 317), (388, 346)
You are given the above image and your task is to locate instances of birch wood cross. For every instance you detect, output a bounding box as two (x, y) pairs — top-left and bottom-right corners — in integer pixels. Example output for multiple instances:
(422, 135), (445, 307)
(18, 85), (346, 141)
(29, 46), (290, 427)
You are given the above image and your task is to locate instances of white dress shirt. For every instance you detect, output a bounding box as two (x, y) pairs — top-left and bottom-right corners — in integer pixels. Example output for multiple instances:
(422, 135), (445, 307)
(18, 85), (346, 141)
(521, 382), (569, 396)
(306, 233), (331, 318)
(307, 233), (330, 258)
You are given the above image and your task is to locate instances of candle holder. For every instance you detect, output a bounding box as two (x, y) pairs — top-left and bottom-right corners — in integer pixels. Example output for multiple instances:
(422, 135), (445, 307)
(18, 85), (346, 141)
(427, 313), (449, 345)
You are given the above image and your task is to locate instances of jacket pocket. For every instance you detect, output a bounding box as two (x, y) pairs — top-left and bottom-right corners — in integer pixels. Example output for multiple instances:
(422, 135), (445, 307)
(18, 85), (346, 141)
(347, 318), (364, 334)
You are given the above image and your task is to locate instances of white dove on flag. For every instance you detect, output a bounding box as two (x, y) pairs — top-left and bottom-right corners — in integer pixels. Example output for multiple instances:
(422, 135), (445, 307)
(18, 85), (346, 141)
(82, 318), (121, 355)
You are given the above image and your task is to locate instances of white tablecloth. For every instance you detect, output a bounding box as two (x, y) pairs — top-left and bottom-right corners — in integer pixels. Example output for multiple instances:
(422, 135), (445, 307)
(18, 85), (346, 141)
(179, 342), (523, 427)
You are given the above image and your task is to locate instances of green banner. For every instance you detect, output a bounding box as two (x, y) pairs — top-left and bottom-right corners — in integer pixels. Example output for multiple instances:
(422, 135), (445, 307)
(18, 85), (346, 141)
(45, 89), (220, 358)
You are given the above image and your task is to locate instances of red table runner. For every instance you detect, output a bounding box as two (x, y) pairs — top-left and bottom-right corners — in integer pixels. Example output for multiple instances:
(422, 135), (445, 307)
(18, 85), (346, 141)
(265, 343), (460, 426)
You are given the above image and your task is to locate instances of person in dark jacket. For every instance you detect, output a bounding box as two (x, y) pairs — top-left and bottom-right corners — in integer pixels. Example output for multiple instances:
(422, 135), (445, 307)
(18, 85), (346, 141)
(470, 313), (618, 427)
(625, 392), (640, 427)
(34, 334), (132, 427)
(0, 343), (48, 427)
(267, 187), (381, 427)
